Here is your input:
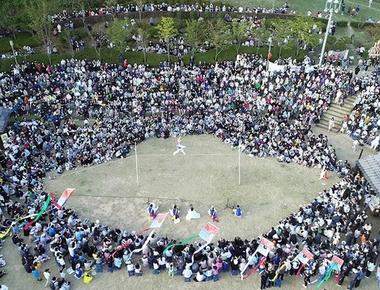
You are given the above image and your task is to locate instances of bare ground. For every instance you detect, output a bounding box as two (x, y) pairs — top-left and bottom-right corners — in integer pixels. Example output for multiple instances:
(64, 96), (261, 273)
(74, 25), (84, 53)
(1, 135), (377, 290)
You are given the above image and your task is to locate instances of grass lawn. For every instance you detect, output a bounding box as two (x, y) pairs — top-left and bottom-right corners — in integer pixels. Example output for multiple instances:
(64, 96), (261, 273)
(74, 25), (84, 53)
(225, 0), (380, 22)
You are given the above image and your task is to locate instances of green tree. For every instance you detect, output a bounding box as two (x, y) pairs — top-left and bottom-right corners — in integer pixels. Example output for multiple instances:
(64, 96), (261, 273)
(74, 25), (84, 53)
(184, 19), (207, 60)
(135, 23), (152, 64)
(134, 0), (146, 22)
(271, 19), (293, 57)
(105, 0), (117, 21)
(289, 17), (322, 55)
(0, 0), (29, 37)
(156, 17), (178, 61)
(25, 0), (60, 64)
(108, 19), (131, 51)
(208, 19), (231, 61)
(231, 19), (249, 55)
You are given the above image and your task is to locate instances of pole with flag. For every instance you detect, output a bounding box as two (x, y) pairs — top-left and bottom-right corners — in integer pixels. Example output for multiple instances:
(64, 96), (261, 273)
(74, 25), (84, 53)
(135, 142), (139, 186)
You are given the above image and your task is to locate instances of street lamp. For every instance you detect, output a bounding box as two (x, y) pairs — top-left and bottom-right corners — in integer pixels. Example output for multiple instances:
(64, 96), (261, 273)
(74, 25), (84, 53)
(319, 0), (340, 66)
(9, 40), (18, 66)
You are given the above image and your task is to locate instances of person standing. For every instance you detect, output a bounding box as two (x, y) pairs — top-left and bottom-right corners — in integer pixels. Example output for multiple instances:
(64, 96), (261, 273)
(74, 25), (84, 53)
(43, 269), (51, 287)
(328, 117), (335, 132)
(370, 135), (380, 151)
(173, 137), (186, 156)
(352, 139), (359, 152)
(260, 267), (269, 289)
(376, 266), (380, 289)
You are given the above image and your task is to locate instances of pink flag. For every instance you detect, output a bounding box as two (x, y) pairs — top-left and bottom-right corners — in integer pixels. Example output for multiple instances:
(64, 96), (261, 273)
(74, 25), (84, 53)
(57, 188), (75, 208)
(199, 222), (219, 242)
(150, 213), (168, 228)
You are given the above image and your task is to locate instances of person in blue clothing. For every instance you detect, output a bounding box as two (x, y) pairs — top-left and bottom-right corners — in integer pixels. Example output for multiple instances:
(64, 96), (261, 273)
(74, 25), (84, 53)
(233, 205), (243, 218)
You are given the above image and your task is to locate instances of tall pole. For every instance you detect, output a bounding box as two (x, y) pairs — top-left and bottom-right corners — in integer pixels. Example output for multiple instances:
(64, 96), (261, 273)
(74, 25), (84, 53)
(266, 37), (273, 71)
(319, 9), (333, 67)
(135, 142), (139, 186)
(238, 140), (241, 185)
(9, 40), (18, 66)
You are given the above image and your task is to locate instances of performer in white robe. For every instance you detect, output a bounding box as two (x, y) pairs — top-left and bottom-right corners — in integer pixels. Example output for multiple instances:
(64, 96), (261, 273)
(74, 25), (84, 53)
(186, 206), (200, 221)
(173, 137), (186, 155)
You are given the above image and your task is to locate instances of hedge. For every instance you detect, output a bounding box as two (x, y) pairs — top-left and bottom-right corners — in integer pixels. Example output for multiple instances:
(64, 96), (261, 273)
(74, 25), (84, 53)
(0, 45), (308, 72)
(0, 32), (42, 53)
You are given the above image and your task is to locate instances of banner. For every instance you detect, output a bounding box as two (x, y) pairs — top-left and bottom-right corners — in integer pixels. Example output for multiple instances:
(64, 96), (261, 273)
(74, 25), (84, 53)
(163, 234), (198, 255)
(49, 192), (61, 209)
(23, 195), (51, 230)
(150, 213), (168, 228)
(296, 248), (314, 265)
(331, 255), (344, 269)
(57, 188), (75, 208)
(256, 237), (275, 257)
(199, 222), (219, 243)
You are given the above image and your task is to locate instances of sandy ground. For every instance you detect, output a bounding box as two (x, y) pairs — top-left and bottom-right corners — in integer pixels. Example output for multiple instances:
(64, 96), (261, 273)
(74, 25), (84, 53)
(1, 135), (378, 290)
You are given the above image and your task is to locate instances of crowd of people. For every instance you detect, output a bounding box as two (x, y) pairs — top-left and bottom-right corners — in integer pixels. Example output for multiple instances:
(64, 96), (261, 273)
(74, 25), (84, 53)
(50, 2), (292, 26)
(0, 54), (378, 289)
(342, 76), (380, 148)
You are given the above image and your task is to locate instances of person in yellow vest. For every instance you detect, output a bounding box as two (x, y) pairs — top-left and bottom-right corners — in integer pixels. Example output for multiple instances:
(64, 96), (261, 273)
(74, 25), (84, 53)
(83, 272), (93, 284)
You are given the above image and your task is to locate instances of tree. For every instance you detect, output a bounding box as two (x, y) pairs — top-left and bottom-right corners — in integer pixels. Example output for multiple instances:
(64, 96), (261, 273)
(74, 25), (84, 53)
(136, 23), (152, 64)
(208, 18), (232, 61)
(365, 25), (380, 46)
(270, 19), (293, 57)
(73, 0), (103, 60)
(134, 0), (146, 22)
(156, 17), (177, 61)
(231, 20), (249, 55)
(108, 19), (131, 51)
(288, 17), (322, 55)
(25, 0), (59, 64)
(184, 19), (207, 60)
(105, 0), (117, 21)
(0, 0), (29, 38)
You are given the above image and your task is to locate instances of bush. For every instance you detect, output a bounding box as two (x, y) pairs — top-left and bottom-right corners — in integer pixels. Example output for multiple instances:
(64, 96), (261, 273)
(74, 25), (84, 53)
(0, 44), (312, 72)
(336, 21), (348, 27)
(0, 32), (42, 53)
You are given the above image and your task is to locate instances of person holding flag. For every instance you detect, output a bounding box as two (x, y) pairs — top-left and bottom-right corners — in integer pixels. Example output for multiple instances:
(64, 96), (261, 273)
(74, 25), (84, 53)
(208, 206), (219, 222)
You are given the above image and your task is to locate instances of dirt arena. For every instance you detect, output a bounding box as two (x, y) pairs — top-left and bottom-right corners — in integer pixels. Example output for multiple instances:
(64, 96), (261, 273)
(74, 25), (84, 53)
(2, 135), (378, 289)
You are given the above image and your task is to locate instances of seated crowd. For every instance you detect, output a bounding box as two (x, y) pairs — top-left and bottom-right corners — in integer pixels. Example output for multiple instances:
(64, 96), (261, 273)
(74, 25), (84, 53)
(0, 54), (377, 289)
(343, 77), (380, 148)
(50, 2), (292, 26)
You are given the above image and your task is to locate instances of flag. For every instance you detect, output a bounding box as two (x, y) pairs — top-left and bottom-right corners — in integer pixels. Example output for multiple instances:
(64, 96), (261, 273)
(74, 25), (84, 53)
(296, 248), (314, 265)
(49, 192), (61, 209)
(256, 237), (275, 256)
(199, 222), (219, 242)
(57, 188), (75, 208)
(331, 255), (344, 269)
(150, 213), (168, 228)
(23, 195), (51, 230)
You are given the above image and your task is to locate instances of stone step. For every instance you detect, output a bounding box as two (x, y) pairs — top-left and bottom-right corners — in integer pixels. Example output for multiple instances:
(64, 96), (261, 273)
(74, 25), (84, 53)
(346, 95), (357, 101)
(323, 111), (346, 120)
(327, 106), (352, 116)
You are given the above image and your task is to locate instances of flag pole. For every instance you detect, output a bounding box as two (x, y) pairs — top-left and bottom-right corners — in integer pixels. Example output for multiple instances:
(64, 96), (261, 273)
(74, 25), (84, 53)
(238, 140), (241, 185)
(135, 142), (139, 186)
